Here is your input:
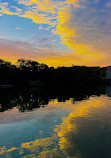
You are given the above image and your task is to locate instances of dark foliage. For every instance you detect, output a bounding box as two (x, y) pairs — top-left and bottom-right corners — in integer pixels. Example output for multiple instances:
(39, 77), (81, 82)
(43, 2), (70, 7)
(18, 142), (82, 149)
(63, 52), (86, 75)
(0, 59), (106, 87)
(0, 59), (107, 112)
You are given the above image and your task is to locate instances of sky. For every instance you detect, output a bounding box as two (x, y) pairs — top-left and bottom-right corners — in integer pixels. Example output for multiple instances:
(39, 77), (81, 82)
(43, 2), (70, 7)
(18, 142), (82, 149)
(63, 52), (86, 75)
(0, 0), (111, 67)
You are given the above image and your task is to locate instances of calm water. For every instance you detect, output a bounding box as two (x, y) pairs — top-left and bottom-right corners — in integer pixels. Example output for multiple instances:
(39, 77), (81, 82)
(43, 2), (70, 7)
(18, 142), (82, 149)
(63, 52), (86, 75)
(0, 86), (111, 158)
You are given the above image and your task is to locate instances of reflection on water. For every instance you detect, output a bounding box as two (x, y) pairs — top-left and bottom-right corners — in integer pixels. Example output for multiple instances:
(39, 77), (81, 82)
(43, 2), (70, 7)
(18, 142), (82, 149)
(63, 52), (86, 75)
(1, 86), (111, 157)
(0, 86), (105, 112)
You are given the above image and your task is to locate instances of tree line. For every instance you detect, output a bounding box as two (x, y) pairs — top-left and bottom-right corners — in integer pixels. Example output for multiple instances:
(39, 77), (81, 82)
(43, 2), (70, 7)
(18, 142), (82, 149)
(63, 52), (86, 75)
(0, 59), (106, 87)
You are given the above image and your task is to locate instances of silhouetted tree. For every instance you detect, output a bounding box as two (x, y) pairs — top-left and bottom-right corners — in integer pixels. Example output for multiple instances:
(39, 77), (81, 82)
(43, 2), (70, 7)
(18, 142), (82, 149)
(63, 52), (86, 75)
(0, 58), (106, 87)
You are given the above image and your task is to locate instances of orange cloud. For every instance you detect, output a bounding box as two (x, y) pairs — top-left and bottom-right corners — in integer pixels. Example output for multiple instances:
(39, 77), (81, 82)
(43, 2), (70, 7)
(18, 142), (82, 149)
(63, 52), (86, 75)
(0, 38), (107, 67)
(0, 0), (109, 66)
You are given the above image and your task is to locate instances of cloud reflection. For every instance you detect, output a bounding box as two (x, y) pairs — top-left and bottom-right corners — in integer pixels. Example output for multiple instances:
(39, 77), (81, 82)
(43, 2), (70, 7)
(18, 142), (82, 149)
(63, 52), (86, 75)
(1, 95), (111, 157)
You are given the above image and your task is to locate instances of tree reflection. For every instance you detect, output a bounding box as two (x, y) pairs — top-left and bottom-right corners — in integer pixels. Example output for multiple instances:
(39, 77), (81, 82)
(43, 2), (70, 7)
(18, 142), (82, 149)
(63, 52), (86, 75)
(0, 85), (106, 112)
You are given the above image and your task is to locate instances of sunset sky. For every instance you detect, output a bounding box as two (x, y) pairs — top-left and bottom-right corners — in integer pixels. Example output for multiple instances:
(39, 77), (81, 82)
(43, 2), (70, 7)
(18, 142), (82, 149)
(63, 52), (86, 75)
(0, 0), (111, 67)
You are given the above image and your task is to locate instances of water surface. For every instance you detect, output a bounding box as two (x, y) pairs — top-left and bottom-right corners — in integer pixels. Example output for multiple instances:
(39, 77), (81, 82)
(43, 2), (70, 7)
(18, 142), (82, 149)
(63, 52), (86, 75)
(0, 86), (111, 158)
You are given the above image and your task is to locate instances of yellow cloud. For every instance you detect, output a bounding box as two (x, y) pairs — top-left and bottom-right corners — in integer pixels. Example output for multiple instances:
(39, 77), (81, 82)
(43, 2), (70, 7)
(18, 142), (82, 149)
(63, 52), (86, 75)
(0, 0), (107, 66)
(20, 11), (54, 25)
(53, 4), (106, 62)
(19, 0), (107, 63)
(0, 3), (18, 15)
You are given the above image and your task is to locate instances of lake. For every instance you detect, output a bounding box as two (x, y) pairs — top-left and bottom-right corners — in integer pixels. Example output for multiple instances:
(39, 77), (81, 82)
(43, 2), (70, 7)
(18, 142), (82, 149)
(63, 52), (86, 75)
(0, 85), (111, 158)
